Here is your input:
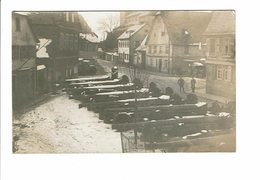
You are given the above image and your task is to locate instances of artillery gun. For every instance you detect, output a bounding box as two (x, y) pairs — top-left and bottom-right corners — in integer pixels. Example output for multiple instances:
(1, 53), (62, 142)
(79, 95), (171, 111)
(79, 88), (150, 104)
(101, 102), (208, 123)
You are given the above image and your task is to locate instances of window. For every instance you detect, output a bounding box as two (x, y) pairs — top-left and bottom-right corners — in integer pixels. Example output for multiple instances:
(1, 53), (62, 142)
(217, 65), (223, 80)
(229, 39), (235, 57)
(209, 39), (216, 56)
(69, 34), (74, 51)
(153, 45), (157, 54)
(224, 39), (229, 55)
(65, 33), (70, 50)
(223, 66), (232, 82)
(71, 13), (75, 23)
(149, 58), (152, 66)
(164, 60), (168, 70)
(217, 65), (232, 82)
(159, 46), (162, 54)
(74, 34), (78, 51)
(65, 12), (70, 22)
(153, 59), (156, 67)
(166, 45), (169, 53)
(59, 33), (64, 50)
(15, 17), (21, 32)
(219, 38), (235, 57)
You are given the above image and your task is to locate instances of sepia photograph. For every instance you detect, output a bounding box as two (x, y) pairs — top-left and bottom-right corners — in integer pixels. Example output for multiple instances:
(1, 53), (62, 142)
(12, 10), (236, 153)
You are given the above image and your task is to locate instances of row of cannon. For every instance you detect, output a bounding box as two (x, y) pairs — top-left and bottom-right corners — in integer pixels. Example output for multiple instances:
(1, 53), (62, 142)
(64, 74), (231, 127)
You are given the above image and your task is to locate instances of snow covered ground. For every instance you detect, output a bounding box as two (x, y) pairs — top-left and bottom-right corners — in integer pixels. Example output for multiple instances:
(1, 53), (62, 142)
(13, 93), (122, 153)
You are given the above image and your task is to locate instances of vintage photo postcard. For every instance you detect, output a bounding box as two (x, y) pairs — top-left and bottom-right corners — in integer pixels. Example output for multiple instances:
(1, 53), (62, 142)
(12, 10), (236, 153)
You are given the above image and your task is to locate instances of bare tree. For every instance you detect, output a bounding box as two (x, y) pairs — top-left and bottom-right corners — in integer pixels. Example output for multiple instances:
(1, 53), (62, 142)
(98, 14), (119, 40)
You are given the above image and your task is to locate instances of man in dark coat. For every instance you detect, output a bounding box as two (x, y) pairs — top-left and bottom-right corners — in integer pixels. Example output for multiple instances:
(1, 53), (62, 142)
(177, 77), (185, 93)
(191, 77), (196, 93)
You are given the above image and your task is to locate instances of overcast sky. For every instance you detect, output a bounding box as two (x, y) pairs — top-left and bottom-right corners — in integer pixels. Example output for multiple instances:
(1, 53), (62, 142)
(80, 12), (120, 39)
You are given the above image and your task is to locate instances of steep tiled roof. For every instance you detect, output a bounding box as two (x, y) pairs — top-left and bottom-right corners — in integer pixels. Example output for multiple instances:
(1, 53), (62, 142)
(203, 11), (235, 35)
(161, 11), (212, 44)
(118, 24), (146, 39)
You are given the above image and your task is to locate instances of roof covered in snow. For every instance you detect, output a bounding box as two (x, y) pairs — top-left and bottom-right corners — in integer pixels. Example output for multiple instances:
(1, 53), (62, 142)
(136, 34), (148, 51)
(79, 33), (100, 43)
(13, 12), (31, 16)
(36, 38), (52, 58)
(126, 11), (155, 18)
(118, 24), (146, 40)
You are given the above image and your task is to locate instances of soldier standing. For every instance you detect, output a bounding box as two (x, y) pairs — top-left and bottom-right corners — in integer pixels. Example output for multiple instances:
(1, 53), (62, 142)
(191, 77), (196, 93)
(177, 77), (185, 93)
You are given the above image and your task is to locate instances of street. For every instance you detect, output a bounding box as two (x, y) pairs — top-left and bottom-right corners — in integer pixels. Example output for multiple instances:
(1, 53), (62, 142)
(97, 59), (206, 99)
(12, 59), (209, 153)
(13, 93), (122, 153)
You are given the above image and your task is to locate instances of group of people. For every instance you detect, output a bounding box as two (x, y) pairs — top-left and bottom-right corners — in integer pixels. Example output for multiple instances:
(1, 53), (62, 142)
(111, 66), (197, 94)
(177, 76), (196, 93)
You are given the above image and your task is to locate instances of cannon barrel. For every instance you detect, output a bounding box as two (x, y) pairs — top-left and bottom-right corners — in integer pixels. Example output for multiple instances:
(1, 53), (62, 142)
(112, 114), (233, 132)
(80, 88), (150, 104)
(68, 79), (121, 87)
(107, 102), (207, 113)
(79, 95), (170, 109)
(65, 75), (110, 83)
(103, 102), (208, 123)
(68, 83), (137, 99)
